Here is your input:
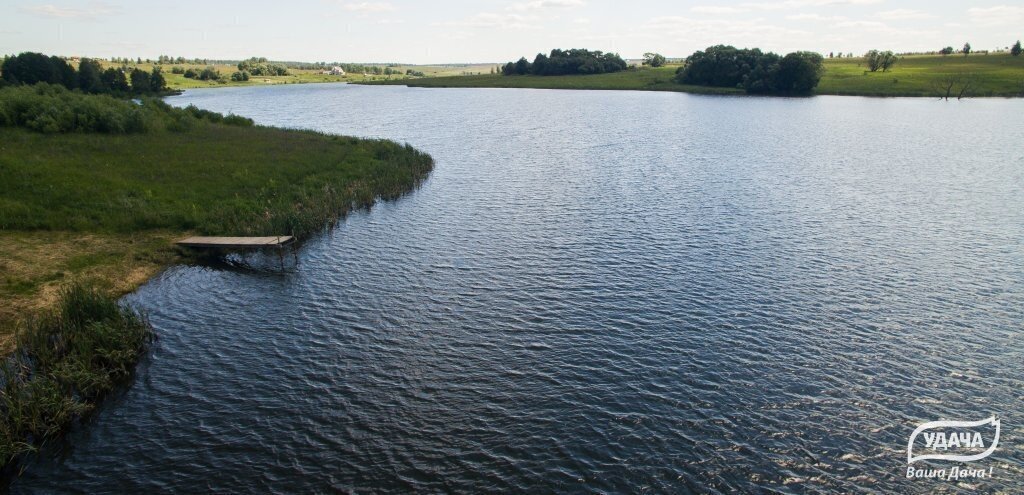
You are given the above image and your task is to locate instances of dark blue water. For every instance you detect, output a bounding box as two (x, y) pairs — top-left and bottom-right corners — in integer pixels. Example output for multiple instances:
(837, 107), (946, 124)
(13, 85), (1024, 493)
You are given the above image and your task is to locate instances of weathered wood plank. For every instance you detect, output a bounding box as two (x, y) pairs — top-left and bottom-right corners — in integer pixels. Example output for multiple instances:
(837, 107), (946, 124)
(176, 236), (295, 248)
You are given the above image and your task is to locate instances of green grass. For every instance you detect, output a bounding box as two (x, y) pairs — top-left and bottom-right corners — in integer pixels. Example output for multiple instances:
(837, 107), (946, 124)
(0, 119), (433, 239)
(0, 284), (153, 467)
(818, 53), (1024, 96)
(0, 84), (433, 331)
(365, 54), (1024, 97)
(364, 65), (742, 94)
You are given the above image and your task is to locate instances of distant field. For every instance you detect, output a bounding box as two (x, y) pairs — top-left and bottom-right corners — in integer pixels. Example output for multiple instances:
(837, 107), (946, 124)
(365, 65), (741, 94)
(365, 54), (1024, 97)
(818, 53), (1024, 96)
(100, 61), (501, 90)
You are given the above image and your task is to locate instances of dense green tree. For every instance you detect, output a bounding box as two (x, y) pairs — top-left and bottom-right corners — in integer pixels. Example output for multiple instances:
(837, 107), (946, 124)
(237, 57), (289, 76)
(503, 49), (626, 76)
(101, 67), (130, 92)
(676, 45), (824, 95)
(1, 52), (75, 88)
(231, 70), (250, 81)
(676, 45), (771, 87)
(513, 57), (532, 75)
(199, 67), (221, 81)
(962, 42), (971, 56)
(129, 68), (151, 93)
(772, 52), (824, 94)
(865, 50), (897, 72)
(1012, 41), (1022, 57)
(643, 52), (666, 67)
(741, 53), (781, 94)
(77, 58), (105, 93)
(149, 67), (166, 92)
(52, 56), (76, 88)
(939, 46), (955, 55)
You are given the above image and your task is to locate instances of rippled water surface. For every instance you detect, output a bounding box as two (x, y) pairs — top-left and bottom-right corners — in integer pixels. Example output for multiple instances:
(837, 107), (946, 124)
(14, 85), (1024, 493)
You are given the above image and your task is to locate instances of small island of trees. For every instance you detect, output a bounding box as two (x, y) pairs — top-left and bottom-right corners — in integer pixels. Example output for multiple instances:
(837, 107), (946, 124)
(675, 45), (824, 95)
(502, 48), (628, 76)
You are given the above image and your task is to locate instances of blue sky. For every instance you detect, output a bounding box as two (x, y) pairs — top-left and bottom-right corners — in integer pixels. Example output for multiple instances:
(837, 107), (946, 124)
(1, 1), (1021, 63)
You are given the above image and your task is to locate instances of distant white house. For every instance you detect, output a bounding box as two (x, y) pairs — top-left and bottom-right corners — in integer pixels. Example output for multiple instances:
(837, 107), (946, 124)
(322, 66), (345, 76)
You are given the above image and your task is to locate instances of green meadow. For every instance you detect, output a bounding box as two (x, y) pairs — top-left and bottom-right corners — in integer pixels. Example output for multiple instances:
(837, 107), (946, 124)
(818, 53), (1024, 96)
(367, 53), (1024, 97)
(0, 85), (433, 345)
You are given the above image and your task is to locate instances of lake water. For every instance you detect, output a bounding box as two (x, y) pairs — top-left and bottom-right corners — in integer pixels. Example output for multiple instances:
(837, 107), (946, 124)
(13, 84), (1024, 493)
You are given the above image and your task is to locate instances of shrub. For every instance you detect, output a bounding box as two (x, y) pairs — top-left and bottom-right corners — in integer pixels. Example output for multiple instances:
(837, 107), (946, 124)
(0, 284), (153, 467)
(0, 84), (244, 134)
(223, 114), (254, 127)
(198, 67), (221, 81)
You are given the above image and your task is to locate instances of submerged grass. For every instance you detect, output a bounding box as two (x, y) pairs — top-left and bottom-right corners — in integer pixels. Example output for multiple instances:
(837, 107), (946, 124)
(0, 284), (152, 467)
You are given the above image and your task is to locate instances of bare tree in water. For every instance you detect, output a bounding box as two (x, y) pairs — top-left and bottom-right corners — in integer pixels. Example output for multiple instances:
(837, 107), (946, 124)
(934, 73), (975, 100)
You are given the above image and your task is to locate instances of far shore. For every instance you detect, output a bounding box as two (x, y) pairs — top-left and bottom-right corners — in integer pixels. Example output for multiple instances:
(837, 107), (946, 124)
(356, 53), (1024, 98)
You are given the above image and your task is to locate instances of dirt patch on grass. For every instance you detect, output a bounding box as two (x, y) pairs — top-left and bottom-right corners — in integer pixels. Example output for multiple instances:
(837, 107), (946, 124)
(0, 231), (181, 351)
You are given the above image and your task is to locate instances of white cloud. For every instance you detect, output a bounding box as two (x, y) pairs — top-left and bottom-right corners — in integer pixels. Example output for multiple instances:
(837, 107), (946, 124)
(640, 15), (815, 48)
(966, 5), (1024, 26)
(876, 9), (933, 20)
(833, 20), (888, 29)
(572, 17), (591, 24)
(741, 0), (882, 10)
(691, 6), (749, 14)
(508, 0), (584, 11)
(437, 12), (542, 30)
(786, 13), (848, 21)
(338, 2), (396, 13)
(19, 2), (121, 20)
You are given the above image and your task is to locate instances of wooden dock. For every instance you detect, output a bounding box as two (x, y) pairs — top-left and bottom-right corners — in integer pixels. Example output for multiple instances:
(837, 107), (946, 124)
(176, 236), (295, 249)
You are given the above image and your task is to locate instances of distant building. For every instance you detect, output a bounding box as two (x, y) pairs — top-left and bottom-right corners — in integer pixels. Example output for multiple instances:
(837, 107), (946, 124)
(320, 67), (346, 76)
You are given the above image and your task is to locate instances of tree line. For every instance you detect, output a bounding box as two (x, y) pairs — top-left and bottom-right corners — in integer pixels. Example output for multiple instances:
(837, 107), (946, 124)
(675, 45), (824, 95)
(0, 52), (168, 95)
(502, 49), (628, 76)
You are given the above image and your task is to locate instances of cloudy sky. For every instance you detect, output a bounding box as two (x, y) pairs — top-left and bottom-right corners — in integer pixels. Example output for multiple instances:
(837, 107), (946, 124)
(1, 1), (1021, 63)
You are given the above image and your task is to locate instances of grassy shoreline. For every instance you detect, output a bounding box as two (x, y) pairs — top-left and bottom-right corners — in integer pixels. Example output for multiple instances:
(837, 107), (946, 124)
(359, 53), (1024, 97)
(1, 113), (434, 346)
(0, 85), (434, 471)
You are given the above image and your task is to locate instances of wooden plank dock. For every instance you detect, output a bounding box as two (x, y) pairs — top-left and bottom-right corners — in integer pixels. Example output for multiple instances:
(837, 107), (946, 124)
(176, 236), (295, 249)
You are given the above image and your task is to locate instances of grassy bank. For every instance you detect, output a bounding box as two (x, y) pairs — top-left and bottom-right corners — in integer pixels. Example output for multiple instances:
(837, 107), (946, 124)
(1, 285), (153, 467)
(0, 86), (433, 342)
(0, 83), (433, 472)
(818, 53), (1024, 96)
(363, 53), (1024, 97)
